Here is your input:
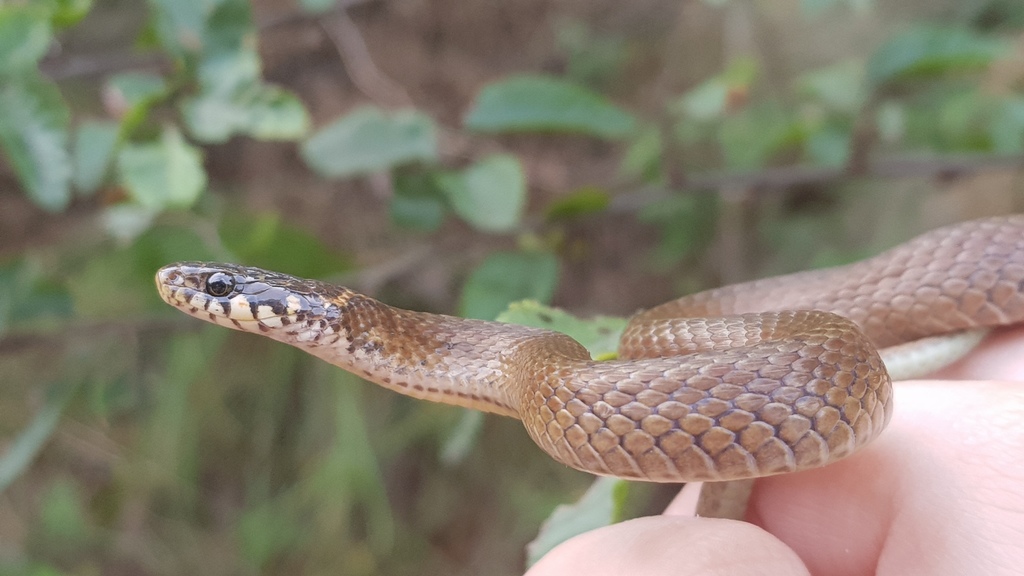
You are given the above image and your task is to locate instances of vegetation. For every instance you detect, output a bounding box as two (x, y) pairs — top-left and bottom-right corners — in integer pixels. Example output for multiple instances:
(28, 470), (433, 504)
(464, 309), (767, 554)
(1, 0), (1023, 574)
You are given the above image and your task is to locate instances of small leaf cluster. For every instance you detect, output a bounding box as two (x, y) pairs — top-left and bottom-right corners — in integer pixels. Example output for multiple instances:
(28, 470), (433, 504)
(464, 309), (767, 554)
(299, 75), (640, 318)
(0, 0), (307, 218)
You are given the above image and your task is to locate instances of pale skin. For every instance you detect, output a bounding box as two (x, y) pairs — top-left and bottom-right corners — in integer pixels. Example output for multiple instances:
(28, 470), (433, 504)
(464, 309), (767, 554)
(527, 326), (1024, 576)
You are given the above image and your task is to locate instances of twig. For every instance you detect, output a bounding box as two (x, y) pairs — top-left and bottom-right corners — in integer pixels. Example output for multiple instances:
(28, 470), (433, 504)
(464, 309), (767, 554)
(609, 153), (1024, 212)
(40, 51), (166, 81)
(258, 0), (382, 30)
(714, 185), (752, 285)
(318, 7), (413, 107)
(40, 0), (383, 81)
(339, 243), (436, 294)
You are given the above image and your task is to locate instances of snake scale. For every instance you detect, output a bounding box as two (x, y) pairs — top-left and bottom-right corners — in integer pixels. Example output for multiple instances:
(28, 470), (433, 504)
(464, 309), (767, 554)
(156, 215), (1024, 482)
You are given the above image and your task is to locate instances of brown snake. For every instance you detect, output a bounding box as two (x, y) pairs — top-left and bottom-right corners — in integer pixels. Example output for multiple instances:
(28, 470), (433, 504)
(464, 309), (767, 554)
(156, 215), (1024, 484)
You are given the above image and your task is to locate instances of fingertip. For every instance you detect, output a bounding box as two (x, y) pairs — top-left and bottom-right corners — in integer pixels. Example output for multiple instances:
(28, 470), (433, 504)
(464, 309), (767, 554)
(526, 516), (808, 576)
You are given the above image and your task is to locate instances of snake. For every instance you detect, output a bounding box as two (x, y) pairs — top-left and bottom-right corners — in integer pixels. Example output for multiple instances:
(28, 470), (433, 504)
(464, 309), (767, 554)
(155, 215), (1024, 484)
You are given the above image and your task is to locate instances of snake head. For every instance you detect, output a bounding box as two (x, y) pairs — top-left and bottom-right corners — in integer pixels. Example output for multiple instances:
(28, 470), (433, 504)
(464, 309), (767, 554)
(156, 262), (343, 345)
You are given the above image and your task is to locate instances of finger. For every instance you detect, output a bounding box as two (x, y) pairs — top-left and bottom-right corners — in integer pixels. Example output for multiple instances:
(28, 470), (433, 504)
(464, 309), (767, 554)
(525, 516), (809, 576)
(749, 380), (1024, 576)
(662, 328), (1024, 521)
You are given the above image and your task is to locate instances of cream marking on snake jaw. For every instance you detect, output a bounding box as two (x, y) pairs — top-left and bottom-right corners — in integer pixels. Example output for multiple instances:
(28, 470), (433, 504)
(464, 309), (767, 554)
(227, 295), (252, 321)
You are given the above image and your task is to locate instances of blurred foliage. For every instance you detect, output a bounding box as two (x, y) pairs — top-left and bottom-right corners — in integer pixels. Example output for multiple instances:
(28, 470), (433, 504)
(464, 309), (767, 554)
(1, 0), (1024, 574)
(525, 476), (629, 567)
(463, 74), (637, 138)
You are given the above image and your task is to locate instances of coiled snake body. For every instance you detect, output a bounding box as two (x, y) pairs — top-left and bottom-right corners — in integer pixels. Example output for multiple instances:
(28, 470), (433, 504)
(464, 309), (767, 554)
(156, 215), (1024, 483)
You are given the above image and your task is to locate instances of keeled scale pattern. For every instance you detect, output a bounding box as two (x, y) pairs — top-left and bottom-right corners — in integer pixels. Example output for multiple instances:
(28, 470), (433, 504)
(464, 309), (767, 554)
(516, 311), (889, 481)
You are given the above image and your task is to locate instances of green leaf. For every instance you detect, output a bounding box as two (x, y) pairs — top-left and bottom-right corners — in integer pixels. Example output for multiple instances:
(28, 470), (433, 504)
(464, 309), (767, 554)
(801, 0), (872, 16)
(676, 79), (729, 122)
(48, 0), (94, 28)
(301, 107), (438, 178)
(301, 0), (338, 13)
(867, 26), (1007, 89)
(73, 120), (119, 195)
(390, 192), (446, 231)
(0, 6), (52, 74)
(797, 60), (865, 113)
(202, 0), (252, 55)
(184, 81), (309, 142)
(0, 74), (72, 211)
(439, 410), (484, 465)
(0, 264), (21, 337)
(106, 72), (167, 110)
(672, 58), (757, 122)
(130, 224), (216, 270)
(100, 204), (160, 242)
(238, 87), (309, 140)
(459, 251), (559, 320)
(219, 211), (352, 279)
(182, 0), (308, 144)
(934, 89), (991, 151)
(237, 496), (305, 569)
(526, 477), (630, 567)
(0, 260), (72, 336)
(990, 96), (1024, 153)
(464, 75), (635, 139)
(391, 170), (447, 231)
(496, 301), (627, 359)
(805, 124), (850, 166)
(147, 0), (206, 55)
(0, 261), (33, 337)
(39, 478), (89, 545)
(718, 103), (800, 170)
(441, 154), (525, 233)
(555, 20), (628, 88)
(619, 124), (661, 181)
(639, 192), (718, 270)
(182, 49), (309, 143)
(117, 126), (206, 209)
(544, 186), (610, 221)
(104, 72), (168, 134)
(875, 101), (905, 142)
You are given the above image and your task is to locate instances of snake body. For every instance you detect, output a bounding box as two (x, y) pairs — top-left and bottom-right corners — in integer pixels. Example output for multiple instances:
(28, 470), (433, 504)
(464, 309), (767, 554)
(156, 215), (1024, 482)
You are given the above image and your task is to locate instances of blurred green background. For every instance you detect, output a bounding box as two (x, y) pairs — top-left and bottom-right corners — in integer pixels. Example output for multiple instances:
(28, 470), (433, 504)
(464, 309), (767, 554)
(2, 0), (1024, 574)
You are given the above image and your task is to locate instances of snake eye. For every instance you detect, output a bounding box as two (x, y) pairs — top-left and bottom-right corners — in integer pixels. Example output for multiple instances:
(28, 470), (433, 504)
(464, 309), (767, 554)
(205, 273), (235, 297)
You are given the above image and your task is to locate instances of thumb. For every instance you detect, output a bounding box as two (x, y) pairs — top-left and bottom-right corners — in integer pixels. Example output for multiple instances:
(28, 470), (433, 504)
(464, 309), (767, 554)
(525, 515), (808, 576)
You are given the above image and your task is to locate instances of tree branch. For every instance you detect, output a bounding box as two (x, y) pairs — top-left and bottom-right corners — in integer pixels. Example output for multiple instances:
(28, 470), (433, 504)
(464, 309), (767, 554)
(610, 152), (1024, 212)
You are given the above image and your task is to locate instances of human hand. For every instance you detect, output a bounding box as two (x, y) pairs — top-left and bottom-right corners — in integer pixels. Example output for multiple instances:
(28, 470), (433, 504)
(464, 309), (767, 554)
(527, 326), (1024, 576)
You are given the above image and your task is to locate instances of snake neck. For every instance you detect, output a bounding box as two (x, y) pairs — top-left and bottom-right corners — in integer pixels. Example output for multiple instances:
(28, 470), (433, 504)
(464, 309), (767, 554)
(303, 293), (590, 418)
(154, 262), (595, 418)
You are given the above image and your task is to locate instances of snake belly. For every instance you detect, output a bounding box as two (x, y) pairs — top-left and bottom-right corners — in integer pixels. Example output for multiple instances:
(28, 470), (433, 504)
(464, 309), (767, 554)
(155, 215), (1024, 482)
